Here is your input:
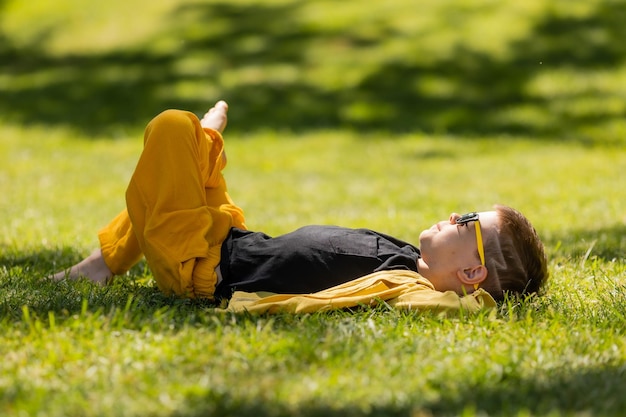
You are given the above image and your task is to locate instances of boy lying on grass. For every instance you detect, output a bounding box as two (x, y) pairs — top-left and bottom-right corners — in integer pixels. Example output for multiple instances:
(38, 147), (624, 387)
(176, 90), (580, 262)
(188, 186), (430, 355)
(52, 101), (547, 311)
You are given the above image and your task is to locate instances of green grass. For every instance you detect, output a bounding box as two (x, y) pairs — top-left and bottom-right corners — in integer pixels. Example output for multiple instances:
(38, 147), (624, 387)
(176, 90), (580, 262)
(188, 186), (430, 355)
(2, 0), (626, 416)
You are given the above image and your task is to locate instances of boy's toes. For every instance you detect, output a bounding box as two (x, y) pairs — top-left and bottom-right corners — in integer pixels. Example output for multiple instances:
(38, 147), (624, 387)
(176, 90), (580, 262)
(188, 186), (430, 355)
(214, 100), (228, 112)
(201, 100), (229, 132)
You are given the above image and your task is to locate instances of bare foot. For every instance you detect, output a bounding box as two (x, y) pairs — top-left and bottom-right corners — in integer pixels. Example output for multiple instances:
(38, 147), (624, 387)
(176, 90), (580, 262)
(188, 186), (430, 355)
(200, 100), (229, 133)
(52, 249), (113, 285)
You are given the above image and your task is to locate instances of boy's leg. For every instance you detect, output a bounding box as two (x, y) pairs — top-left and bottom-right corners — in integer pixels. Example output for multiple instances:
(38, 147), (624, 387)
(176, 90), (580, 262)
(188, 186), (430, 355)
(52, 208), (142, 285)
(98, 208), (144, 273)
(53, 101), (244, 295)
(79, 101), (235, 282)
(51, 248), (113, 284)
(125, 103), (243, 298)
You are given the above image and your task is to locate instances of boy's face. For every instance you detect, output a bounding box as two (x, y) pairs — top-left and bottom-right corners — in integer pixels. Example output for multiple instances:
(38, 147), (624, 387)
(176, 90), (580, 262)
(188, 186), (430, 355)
(418, 211), (499, 291)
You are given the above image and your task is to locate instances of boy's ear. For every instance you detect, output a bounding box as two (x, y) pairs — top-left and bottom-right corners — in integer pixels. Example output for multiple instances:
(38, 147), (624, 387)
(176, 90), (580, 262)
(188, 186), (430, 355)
(456, 265), (488, 287)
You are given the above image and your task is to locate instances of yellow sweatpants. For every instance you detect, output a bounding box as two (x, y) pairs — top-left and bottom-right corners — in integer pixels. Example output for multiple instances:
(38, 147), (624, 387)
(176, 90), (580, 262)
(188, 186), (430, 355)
(97, 109), (246, 298)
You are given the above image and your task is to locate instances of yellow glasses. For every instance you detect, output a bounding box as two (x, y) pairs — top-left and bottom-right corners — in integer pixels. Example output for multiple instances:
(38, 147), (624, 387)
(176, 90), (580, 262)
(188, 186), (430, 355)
(455, 212), (485, 290)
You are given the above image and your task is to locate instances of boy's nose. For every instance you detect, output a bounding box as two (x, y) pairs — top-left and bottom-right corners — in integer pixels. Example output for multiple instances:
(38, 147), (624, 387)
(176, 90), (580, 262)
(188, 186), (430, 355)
(449, 213), (461, 224)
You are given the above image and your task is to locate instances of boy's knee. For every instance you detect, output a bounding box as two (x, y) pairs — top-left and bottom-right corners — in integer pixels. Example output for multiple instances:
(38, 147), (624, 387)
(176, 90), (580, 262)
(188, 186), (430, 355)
(145, 109), (199, 142)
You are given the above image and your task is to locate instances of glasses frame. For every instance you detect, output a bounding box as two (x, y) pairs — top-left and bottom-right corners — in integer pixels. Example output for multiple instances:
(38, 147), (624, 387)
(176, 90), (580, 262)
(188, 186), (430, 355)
(455, 212), (485, 290)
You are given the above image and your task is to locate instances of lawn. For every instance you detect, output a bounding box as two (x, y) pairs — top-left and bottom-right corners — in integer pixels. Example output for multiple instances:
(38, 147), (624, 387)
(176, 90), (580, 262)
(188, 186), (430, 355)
(1, 0), (626, 416)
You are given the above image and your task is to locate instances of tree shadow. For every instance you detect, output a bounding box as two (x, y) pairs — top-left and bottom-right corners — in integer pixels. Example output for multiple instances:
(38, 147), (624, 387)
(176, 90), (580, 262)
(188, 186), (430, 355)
(424, 363), (626, 416)
(171, 363), (626, 416)
(543, 223), (626, 262)
(0, 245), (215, 323)
(2, 1), (626, 139)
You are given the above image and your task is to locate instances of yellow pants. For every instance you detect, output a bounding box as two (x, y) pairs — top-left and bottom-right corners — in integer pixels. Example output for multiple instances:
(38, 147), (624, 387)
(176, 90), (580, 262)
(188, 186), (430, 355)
(97, 109), (246, 298)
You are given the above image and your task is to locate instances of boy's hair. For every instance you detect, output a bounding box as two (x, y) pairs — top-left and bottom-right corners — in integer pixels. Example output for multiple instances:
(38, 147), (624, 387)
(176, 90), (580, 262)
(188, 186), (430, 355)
(481, 205), (548, 301)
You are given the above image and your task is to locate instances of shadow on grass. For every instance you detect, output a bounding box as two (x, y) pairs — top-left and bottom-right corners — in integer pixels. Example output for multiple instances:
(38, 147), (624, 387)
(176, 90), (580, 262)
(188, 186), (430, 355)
(0, 245), (220, 323)
(2, 1), (626, 139)
(544, 223), (626, 261)
(425, 364), (626, 416)
(171, 364), (626, 416)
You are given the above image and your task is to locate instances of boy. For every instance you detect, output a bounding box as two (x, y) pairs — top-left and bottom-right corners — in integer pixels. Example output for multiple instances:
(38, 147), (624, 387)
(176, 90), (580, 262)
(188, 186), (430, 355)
(53, 101), (547, 303)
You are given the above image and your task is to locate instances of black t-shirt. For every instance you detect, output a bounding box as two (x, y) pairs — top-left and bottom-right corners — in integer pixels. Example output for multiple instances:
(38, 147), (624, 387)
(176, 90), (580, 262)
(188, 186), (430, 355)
(215, 225), (420, 299)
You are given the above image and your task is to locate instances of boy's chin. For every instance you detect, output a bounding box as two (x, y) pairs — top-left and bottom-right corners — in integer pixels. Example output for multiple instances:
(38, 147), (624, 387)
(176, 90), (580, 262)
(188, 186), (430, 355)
(418, 226), (435, 240)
